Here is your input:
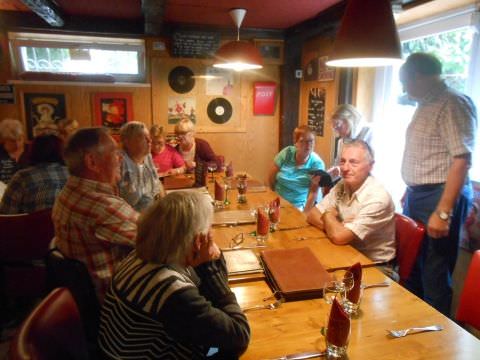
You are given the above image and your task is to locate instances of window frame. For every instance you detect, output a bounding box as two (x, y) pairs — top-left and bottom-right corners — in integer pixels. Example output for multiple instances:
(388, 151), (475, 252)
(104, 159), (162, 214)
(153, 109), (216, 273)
(8, 32), (146, 83)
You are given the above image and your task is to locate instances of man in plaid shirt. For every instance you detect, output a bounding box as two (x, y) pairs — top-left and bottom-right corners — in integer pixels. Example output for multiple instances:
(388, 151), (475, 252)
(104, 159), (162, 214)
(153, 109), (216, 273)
(53, 127), (139, 302)
(400, 53), (477, 316)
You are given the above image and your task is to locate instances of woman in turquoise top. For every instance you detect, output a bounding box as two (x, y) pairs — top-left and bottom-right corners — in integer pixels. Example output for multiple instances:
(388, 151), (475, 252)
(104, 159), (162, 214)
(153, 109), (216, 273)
(268, 125), (325, 209)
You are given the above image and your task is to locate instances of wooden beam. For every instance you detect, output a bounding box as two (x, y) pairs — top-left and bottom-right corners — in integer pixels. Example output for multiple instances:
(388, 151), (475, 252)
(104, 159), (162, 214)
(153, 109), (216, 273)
(142, 0), (166, 36)
(20, 0), (64, 27)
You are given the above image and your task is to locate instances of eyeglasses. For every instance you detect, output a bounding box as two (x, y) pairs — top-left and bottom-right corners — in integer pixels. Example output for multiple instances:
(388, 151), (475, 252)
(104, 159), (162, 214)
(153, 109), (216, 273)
(176, 132), (193, 140)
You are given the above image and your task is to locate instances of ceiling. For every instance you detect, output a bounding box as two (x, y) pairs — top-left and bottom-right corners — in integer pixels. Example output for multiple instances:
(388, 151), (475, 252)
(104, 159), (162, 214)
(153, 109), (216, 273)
(0, 0), (429, 35)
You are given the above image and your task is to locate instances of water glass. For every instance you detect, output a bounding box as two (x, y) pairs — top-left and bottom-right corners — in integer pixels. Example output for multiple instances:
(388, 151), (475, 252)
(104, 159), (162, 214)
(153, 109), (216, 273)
(256, 207), (270, 245)
(236, 175), (248, 204)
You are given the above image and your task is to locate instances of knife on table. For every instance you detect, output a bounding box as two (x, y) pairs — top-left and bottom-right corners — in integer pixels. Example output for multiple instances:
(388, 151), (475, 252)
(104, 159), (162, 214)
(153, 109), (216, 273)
(268, 350), (327, 360)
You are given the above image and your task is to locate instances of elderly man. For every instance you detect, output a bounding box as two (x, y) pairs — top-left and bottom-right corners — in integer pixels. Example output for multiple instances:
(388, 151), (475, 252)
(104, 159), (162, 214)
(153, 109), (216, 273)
(118, 121), (164, 212)
(399, 53), (477, 315)
(305, 139), (396, 266)
(53, 127), (138, 302)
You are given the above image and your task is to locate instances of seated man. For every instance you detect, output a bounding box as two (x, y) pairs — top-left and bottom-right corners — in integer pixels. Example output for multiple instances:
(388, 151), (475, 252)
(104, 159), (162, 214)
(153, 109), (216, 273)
(53, 127), (138, 302)
(305, 139), (396, 266)
(118, 121), (164, 212)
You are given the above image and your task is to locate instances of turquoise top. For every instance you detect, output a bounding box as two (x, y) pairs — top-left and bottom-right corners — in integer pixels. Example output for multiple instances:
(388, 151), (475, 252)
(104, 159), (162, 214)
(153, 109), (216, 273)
(274, 146), (325, 209)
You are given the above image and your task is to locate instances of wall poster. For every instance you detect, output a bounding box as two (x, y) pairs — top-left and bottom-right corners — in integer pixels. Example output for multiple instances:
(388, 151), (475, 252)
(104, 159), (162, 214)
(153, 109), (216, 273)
(168, 96), (196, 124)
(307, 88), (326, 136)
(93, 92), (133, 137)
(23, 92), (67, 139)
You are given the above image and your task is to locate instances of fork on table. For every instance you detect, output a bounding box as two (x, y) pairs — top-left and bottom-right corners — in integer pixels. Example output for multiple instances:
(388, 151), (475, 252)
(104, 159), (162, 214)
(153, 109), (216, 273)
(387, 324), (443, 338)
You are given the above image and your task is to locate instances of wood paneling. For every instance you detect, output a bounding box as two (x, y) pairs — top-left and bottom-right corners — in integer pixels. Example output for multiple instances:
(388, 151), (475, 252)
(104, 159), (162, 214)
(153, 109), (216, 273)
(300, 36), (337, 168)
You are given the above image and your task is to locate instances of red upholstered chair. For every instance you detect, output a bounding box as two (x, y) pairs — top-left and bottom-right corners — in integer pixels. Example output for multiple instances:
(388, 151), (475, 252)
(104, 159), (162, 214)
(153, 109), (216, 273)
(0, 208), (54, 297)
(8, 287), (89, 360)
(456, 250), (480, 330)
(394, 213), (426, 285)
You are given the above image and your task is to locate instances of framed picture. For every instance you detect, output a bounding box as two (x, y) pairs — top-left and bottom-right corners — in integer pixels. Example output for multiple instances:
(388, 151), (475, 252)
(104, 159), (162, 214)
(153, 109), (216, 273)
(22, 92), (67, 139)
(254, 39), (284, 65)
(93, 92), (133, 135)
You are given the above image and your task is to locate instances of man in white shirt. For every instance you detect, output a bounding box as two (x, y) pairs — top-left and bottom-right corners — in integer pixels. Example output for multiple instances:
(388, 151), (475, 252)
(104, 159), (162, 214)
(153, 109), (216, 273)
(305, 139), (396, 264)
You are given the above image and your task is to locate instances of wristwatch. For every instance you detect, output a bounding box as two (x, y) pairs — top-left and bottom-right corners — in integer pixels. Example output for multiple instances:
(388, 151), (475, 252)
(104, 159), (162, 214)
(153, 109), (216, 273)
(436, 210), (451, 222)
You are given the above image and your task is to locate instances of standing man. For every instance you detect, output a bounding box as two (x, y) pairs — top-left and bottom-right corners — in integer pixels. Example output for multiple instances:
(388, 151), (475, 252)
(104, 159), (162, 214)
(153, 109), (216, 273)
(400, 53), (477, 315)
(53, 127), (138, 302)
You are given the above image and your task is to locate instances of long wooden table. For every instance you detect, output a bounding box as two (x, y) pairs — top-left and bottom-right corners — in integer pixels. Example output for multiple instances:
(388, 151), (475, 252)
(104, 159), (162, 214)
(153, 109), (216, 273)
(172, 173), (480, 359)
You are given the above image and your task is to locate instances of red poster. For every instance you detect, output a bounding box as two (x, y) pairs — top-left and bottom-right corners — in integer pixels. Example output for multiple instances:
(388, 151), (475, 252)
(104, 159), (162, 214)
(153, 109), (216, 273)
(253, 82), (276, 115)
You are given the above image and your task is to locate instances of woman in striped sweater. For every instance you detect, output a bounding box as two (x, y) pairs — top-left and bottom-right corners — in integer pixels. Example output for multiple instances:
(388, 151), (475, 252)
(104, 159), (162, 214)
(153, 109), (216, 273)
(98, 191), (250, 359)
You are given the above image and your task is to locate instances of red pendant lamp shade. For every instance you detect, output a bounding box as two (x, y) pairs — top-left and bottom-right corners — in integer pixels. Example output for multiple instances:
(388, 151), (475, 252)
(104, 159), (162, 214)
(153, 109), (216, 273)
(326, 0), (402, 67)
(213, 8), (263, 71)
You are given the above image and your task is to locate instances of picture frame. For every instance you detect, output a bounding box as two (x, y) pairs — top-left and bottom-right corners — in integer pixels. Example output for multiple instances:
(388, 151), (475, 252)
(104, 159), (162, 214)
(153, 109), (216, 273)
(254, 39), (284, 65)
(22, 92), (67, 139)
(93, 92), (133, 135)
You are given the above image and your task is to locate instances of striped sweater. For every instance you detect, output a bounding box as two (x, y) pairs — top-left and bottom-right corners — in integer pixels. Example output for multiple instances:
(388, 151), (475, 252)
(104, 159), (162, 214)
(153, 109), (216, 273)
(98, 252), (250, 359)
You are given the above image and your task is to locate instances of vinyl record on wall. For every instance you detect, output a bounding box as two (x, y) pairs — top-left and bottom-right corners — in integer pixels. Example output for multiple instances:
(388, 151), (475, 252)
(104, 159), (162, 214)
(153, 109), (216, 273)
(168, 66), (195, 94)
(207, 98), (232, 124)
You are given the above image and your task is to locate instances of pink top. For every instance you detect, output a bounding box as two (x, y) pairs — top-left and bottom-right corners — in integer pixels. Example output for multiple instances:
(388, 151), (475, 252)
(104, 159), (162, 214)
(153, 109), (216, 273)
(151, 144), (185, 173)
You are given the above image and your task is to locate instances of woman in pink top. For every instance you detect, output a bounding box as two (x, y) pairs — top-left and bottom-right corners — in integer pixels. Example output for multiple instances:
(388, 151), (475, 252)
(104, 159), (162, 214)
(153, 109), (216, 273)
(150, 125), (185, 177)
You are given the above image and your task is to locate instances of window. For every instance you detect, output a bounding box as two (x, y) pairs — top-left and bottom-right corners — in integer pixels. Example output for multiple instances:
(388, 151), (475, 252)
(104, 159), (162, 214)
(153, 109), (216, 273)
(371, 6), (480, 209)
(9, 32), (146, 83)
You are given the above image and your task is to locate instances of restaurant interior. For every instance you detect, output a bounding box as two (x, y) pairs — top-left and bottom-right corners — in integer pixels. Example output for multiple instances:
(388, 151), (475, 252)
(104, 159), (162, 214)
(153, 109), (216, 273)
(0, 0), (480, 359)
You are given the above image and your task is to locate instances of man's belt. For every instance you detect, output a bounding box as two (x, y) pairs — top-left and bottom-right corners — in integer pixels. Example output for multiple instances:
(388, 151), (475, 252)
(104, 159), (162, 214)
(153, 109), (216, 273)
(407, 183), (445, 192)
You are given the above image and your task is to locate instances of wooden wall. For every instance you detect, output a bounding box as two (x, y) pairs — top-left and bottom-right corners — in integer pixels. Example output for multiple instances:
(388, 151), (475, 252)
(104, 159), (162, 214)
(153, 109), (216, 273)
(0, 34), (281, 184)
(299, 36), (338, 168)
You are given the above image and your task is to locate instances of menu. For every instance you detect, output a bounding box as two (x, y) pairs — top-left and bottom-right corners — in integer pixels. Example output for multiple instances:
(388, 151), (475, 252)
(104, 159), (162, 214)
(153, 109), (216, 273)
(307, 87), (326, 136)
(172, 31), (220, 58)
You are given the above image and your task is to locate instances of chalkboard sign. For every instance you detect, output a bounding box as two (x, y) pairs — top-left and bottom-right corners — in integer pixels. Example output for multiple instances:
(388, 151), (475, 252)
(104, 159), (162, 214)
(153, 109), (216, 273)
(172, 31), (220, 58)
(307, 88), (326, 136)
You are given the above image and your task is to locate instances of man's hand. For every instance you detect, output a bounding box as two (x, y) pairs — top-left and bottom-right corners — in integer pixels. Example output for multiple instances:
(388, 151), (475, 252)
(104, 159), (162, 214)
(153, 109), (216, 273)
(322, 206), (339, 220)
(427, 212), (450, 239)
(309, 174), (321, 192)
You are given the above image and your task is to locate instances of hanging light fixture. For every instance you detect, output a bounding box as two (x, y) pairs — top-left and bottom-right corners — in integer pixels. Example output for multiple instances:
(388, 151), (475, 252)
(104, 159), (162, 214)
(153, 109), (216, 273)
(326, 0), (402, 67)
(213, 8), (263, 71)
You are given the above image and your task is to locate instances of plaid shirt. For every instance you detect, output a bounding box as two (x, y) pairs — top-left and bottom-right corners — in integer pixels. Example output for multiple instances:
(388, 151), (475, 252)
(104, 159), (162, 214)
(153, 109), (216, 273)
(0, 162), (68, 214)
(53, 175), (138, 302)
(402, 82), (477, 186)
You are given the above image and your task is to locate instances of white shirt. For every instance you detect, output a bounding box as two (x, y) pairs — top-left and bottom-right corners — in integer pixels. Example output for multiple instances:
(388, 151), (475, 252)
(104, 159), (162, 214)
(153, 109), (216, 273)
(316, 175), (396, 263)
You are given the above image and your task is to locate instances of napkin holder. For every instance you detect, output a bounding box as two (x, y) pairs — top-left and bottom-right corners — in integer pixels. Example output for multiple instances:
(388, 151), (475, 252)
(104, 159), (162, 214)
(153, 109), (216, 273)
(260, 247), (332, 301)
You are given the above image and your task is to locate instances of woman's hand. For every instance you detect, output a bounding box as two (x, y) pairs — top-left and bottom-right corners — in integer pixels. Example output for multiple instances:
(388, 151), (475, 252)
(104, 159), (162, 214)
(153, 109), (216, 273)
(188, 231), (220, 267)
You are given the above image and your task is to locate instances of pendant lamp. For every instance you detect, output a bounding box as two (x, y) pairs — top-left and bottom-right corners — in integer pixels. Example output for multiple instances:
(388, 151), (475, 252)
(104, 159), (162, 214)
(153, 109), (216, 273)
(213, 8), (263, 71)
(326, 0), (402, 67)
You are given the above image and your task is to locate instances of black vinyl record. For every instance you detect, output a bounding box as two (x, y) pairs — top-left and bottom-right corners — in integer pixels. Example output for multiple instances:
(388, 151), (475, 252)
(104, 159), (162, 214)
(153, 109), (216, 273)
(207, 98), (232, 124)
(168, 66), (195, 94)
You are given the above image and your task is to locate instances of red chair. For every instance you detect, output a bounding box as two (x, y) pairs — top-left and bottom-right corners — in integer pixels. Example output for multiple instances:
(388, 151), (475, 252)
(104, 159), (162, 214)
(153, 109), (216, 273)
(456, 250), (480, 330)
(8, 287), (89, 360)
(394, 213), (426, 285)
(0, 208), (54, 297)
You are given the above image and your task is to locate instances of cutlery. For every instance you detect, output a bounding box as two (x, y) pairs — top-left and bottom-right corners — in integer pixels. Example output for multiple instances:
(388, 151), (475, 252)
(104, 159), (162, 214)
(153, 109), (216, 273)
(277, 225), (311, 232)
(387, 324), (443, 338)
(268, 350), (326, 359)
(242, 300), (282, 312)
(221, 245), (267, 251)
(292, 236), (326, 241)
(362, 281), (390, 289)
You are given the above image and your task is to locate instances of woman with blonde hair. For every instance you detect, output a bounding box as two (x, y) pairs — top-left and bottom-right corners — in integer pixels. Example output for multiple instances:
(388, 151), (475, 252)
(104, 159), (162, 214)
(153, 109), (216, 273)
(174, 118), (216, 171)
(329, 104), (372, 178)
(150, 124), (185, 176)
(268, 125), (325, 209)
(0, 118), (27, 184)
(98, 191), (250, 359)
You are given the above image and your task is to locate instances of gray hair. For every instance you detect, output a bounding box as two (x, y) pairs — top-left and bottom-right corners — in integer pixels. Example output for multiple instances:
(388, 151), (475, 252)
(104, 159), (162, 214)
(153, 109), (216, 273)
(0, 119), (24, 142)
(120, 121), (147, 143)
(342, 139), (374, 164)
(63, 127), (110, 176)
(332, 104), (362, 137)
(136, 191), (213, 264)
(174, 118), (195, 134)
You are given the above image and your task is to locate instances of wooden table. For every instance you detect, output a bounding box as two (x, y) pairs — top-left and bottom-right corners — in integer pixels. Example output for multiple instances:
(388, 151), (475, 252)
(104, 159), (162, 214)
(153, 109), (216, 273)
(173, 174), (480, 358)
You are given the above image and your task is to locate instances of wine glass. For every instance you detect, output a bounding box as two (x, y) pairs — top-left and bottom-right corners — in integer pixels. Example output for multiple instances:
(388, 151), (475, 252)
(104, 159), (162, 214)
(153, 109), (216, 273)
(333, 270), (354, 293)
(207, 162), (217, 183)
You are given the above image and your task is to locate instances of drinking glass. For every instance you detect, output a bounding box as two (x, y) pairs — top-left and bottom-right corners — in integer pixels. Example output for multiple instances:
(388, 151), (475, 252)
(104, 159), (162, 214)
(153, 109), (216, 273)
(255, 207), (270, 245)
(236, 175), (248, 204)
(223, 177), (232, 206)
(321, 280), (346, 337)
(326, 301), (351, 359)
(332, 270), (354, 293)
(268, 203), (280, 231)
(207, 162), (217, 183)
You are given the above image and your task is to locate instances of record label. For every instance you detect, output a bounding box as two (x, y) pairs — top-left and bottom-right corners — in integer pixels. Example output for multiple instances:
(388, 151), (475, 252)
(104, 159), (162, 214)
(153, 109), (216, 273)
(207, 98), (232, 124)
(168, 66), (195, 94)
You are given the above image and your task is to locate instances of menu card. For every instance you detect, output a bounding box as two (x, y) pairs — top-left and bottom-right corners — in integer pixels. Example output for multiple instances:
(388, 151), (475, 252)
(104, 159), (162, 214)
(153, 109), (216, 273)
(223, 249), (263, 275)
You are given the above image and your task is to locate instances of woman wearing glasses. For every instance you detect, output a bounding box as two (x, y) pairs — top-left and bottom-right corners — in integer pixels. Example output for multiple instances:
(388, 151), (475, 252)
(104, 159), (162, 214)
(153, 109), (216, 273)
(174, 118), (216, 171)
(329, 104), (372, 179)
(268, 125), (325, 210)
